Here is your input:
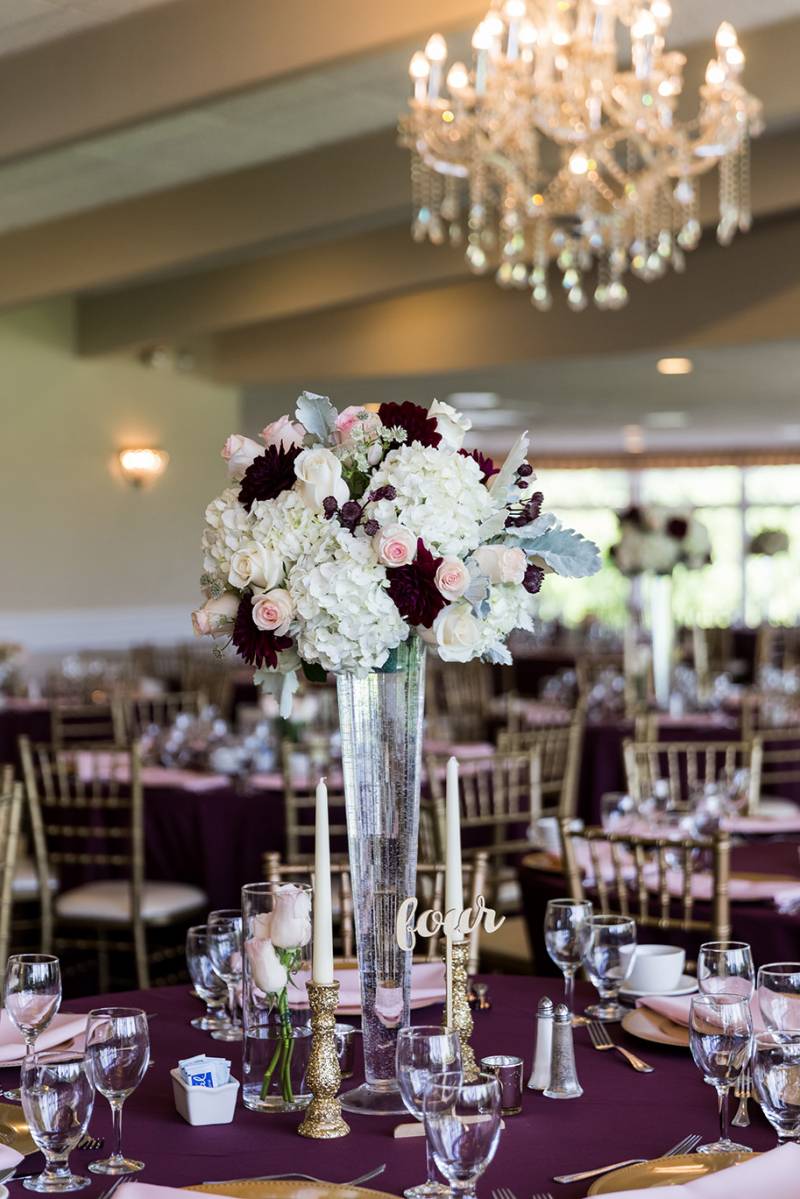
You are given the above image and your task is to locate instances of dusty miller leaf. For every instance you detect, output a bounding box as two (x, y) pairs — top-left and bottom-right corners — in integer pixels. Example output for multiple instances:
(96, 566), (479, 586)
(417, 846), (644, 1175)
(295, 391), (338, 445)
(510, 523), (601, 578)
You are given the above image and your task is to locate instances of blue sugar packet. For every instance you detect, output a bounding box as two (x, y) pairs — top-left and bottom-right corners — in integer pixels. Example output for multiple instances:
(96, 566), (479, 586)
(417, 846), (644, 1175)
(178, 1054), (231, 1088)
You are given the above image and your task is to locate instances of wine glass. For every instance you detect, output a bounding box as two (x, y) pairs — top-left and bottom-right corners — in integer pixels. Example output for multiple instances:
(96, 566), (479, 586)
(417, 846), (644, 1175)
(689, 994), (753, 1154)
(4, 954), (62, 1101)
(752, 1031), (800, 1143)
(423, 1074), (502, 1199)
(396, 1026), (462, 1199)
(85, 1007), (150, 1175)
(21, 1051), (94, 1192)
(207, 910), (243, 1042)
(186, 925), (229, 1031)
(582, 915), (637, 1022)
(600, 793), (635, 833)
(544, 898), (593, 1014)
(698, 941), (755, 999)
(757, 963), (800, 1031)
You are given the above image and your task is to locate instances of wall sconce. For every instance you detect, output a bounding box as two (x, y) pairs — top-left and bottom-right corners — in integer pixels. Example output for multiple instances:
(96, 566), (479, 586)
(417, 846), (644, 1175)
(118, 447), (169, 488)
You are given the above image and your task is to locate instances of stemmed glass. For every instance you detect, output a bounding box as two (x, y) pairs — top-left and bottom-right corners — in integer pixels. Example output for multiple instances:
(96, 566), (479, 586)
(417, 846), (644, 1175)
(423, 1074), (502, 1199)
(207, 910), (243, 1042)
(85, 1008), (150, 1175)
(186, 925), (229, 1031)
(396, 1026), (462, 1199)
(689, 994), (753, 1155)
(757, 963), (800, 1031)
(20, 1051), (94, 1192)
(582, 915), (637, 1022)
(544, 898), (593, 1015)
(4, 954), (62, 1101)
(698, 941), (755, 999)
(752, 1031), (800, 1143)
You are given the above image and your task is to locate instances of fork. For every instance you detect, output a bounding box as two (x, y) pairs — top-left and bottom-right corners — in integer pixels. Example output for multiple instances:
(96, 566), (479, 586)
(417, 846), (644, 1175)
(532, 1193), (554, 1199)
(732, 1067), (752, 1128)
(492, 1188), (521, 1199)
(552, 1132), (702, 1184)
(586, 1019), (654, 1072)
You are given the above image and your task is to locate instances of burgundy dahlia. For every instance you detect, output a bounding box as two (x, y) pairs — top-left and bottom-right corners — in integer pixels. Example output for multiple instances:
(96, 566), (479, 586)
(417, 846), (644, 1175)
(387, 540), (447, 628)
(523, 564), (545, 595)
(238, 444), (302, 512)
(666, 517), (689, 540)
(459, 448), (499, 483)
(620, 505), (645, 529)
(378, 401), (441, 449)
(232, 594), (292, 668)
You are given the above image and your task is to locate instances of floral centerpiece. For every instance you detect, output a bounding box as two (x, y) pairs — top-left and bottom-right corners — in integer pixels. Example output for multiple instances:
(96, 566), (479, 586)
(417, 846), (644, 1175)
(748, 529), (790, 556)
(193, 393), (600, 710)
(610, 505), (712, 577)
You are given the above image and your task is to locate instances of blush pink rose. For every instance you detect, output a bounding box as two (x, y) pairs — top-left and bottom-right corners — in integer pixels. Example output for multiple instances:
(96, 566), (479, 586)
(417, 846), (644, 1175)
(373, 524), (417, 568)
(473, 544), (527, 585)
(251, 588), (293, 635)
(435, 558), (469, 601)
(261, 415), (306, 450)
(221, 434), (262, 480)
(192, 592), (239, 637)
(334, 405), (382, 445)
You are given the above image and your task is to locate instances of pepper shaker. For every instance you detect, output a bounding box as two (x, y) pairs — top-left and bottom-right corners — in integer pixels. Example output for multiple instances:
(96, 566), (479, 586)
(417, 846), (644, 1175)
(544, 1003), (583, 1099)
(527, 996), (554, 1090)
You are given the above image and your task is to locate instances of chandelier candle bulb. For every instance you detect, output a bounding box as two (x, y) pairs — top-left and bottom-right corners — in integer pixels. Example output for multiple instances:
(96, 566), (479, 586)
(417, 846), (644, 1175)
(312, 778), (334, 987)
(528, 997), (555, 1090)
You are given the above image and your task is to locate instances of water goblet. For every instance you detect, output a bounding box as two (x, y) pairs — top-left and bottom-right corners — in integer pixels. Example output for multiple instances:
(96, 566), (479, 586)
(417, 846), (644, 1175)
(21, 1051), (94, 1192)
(207, 910), (244, 1042)
(396, 1026), (462, 1199)
(689, 993), (753, 1154)
(4, 953), (62, 1101)
(600, 793), (635, 833)
(698, 941), (755, 999)
(752, 1031), (800, 1143)
(757, 963), (800, 1031)
(85, 1007), (150, 1175)
(544, 898), (593, 1015)
(186, 925), (229, 1031)
(423, 1073), (502, 1199)
(582, 914), (636, 1022)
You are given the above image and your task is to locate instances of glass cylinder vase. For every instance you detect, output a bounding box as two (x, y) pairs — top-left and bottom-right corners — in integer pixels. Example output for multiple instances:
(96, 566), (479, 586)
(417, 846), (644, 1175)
(649, 573), (675, 711)
(336, 637), (426, 1115)
(241, 880), (312, 1113)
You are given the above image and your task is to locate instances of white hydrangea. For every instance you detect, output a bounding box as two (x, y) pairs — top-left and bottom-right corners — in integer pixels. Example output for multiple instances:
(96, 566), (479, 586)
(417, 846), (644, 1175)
(475, 583), (537, 659)
(250, 489), (332, 568)
(202, 487), (253, 584)
(364, 445), (498, 558)
(287, 528), (408, 675)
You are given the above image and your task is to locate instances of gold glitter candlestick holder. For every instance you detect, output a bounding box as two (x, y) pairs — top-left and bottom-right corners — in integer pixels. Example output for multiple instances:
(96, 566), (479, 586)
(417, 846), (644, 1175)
(298, 981), (350, 1139)
(443, 937), (478, 1082)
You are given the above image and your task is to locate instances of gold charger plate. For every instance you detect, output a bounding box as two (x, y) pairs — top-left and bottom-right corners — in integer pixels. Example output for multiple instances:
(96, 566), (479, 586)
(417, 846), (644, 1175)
(621, 1008), (689, 1048)
(187, 1182), (397, 1199)
(588, 1152), (754, 1194)
(0, 1103), (36, 1155)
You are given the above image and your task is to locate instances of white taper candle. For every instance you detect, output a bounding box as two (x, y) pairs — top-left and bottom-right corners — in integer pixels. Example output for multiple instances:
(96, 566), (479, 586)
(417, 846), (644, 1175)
(312, 776), (334, 985)
(445, 756), (464, 940)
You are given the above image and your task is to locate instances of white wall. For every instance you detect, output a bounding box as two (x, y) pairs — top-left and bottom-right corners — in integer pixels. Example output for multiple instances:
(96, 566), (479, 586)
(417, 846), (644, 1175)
(0, 298), (241, 652)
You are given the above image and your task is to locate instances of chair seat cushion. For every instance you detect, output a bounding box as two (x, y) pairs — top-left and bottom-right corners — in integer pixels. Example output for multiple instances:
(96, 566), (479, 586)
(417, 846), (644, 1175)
(55, 880), (206, 923)
(12, 859), (59, 898)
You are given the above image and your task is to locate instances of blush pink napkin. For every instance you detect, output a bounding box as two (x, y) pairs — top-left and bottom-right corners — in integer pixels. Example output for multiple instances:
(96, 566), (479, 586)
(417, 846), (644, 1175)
(0, 1144), (24, 1172)
(117, 1186), (228, 1199)
(636, 992), (766, 1033)
(723, 814), (800, 835)
(289, 961), (446, 1010)
(76, 752), (229, 793)
(0, 1010), (88, 1063)
(598, 1142), (800, 1198)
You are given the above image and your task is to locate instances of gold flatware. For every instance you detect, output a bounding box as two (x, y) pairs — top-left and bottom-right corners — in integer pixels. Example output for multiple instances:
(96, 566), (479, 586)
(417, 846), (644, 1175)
(732, 1067), (752, 1128)
(587, 1151), (755, 1194)
(621, 1007), (689, 1048)
(0, 1103), (36, 1156)
(553, 1133), (701, 1184)
(586, 1020), (654, 1072)
(198, 1168), (386, 1188)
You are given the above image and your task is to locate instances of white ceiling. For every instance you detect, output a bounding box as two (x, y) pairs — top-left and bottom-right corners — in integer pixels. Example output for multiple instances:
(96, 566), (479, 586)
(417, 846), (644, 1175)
(0, 0), (796, 235)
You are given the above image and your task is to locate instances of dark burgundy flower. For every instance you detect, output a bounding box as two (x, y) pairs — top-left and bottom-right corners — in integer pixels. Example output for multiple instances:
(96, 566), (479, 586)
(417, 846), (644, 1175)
(339, 501), (362, 532)
(231, 594), (292, 668)
(387, 540), (447, 628)
(238, 444), (302, 512)
(666, 517), (689, 540)
(459, 448), (499, 483)
(620, 505), (645, 529)
(378, 401), (441, 449)
(368, 485), (397, 503)
(505, 490), (544, 528)
(516, 462), (533, 478)
(322, 496), (339, 519)
(523, 564), (545, 595)
(363, 519), (379, 537)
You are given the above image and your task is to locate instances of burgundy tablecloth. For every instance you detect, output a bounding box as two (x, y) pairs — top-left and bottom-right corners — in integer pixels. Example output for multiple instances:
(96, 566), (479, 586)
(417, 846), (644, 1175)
(0, 700), (51, 770)
(2, 976), (775, 1199)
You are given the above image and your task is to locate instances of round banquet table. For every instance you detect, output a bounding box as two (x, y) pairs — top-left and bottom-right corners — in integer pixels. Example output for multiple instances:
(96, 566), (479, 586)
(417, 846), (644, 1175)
(2, 977), (777, 1199)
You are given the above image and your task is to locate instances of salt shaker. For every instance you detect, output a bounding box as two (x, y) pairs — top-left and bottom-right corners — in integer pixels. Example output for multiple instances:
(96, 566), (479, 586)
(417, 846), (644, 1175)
(544, 1003), (583, 1099)
(527, 996), (554, 1090)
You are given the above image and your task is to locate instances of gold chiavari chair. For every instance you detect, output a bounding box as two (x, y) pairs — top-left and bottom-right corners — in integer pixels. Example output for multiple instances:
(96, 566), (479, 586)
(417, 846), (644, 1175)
(0, 779), (23, 973)
(757, 727), (800, 800)
(497, 713), (584, 819)
(426, 658), (494, 742)
(741, 691), (800, 738)
(262, 851), (489, 975)
(561, 818), (732, 943)
(280, 740), (348, 863)
(623, 738), (763, 814)
(114, 689), (208, 742)
(19, 737), (206, 990)
(51, 699), (119, 747)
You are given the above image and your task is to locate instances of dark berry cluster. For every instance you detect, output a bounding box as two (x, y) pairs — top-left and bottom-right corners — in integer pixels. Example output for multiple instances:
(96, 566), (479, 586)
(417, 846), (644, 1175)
(323, 496), (380, 538)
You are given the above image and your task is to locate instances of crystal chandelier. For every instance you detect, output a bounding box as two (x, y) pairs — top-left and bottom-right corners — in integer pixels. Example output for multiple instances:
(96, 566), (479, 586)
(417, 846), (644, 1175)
(399, 1), (763, 311)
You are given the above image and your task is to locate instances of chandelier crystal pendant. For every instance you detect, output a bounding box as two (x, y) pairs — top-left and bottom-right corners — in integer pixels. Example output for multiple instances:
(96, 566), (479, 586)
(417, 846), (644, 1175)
(399, 1), (763, 311)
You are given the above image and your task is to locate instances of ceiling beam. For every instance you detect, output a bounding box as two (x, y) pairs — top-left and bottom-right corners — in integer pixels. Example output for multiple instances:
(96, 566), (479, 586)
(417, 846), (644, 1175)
(77, 124), (800, 355)
(208, 213), (800, 384)
(0, 0), (485, 165)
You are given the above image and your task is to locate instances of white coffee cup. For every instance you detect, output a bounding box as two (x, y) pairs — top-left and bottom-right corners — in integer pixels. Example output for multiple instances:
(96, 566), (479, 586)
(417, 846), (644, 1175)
(626, 944), (686, 994)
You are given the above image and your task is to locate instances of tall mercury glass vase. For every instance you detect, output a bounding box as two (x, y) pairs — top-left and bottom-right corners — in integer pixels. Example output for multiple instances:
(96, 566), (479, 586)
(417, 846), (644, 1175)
(336, 637), (426, 1115)
(650, 573), (675, 711)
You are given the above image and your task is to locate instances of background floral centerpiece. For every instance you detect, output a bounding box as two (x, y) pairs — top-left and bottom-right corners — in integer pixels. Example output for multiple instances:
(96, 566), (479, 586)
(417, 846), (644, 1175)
(748, 528), (790, 557)
(193, 393), (600, 709)
(610, 505), (712, 577)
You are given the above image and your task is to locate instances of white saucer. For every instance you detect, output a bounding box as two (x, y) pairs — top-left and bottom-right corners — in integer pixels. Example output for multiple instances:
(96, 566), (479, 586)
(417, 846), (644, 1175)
(620, 973), (698, 1000)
